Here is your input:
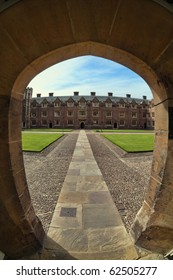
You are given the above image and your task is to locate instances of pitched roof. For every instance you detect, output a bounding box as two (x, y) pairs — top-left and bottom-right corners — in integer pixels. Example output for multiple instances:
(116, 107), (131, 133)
(31, 95), (150, 105)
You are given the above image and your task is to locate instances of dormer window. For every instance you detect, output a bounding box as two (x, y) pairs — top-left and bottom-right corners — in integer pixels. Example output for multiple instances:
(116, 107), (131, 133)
(79, 101), (86, 108)
(105, 103), (112, 107)
(131, 103), (137, 109)
(92, 102), (99, 107)
(41, 103), (47, 108)
(67, 101), (74, 107)
(31, 101), (37, 108)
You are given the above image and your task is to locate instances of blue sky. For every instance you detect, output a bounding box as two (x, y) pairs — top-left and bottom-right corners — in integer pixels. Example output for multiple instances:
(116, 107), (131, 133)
(28, 55), (153, 99)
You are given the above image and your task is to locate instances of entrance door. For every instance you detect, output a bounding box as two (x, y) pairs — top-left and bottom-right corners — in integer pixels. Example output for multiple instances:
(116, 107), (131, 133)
(49, 122), (53, 128)
(114, 122), (117, 128)
(80, 122), (85, 129)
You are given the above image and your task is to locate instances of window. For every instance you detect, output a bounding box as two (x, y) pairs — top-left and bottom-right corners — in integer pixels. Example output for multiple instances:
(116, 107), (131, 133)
(132, 112), (137, 118)
(152, 112), (155, 117)
(54, 111), (60, 117)
(68, 119), (73, 125)
(119, 103), (125, 108)
(119, 119), (125, 126)
(67, 111), (73, 116)
(67, 102), (74, 107)
(42, 119), (47, 126)
(79, 111), (86, 116)
(31, 111), (37, 118)
(54, 102), (60, 107)
(41, 103), (47, 108)
(132, 120), (137, 126)
(93, 111), (99, 117)
(106, 120), (112, 125)
(131, 104), (137, 109)
(106, 111), (112, 117)
(31, 102), (37, 108)
(105, 103), (112, 107)
(31, 120), (36, 126)
(41, 111), (47, 117)
(143, 112), (147, 118)
(92, 102), (99, 107)
(79, 101), (86, 108)
(55, 120), (60, 125)
(119, 112), (125, 117)
(93, 120), (99, 124)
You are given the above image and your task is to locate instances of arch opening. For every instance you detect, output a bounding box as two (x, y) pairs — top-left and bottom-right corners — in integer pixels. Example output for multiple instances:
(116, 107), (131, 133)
(23, 54), (155, 238)
(7, 41), (170, 258)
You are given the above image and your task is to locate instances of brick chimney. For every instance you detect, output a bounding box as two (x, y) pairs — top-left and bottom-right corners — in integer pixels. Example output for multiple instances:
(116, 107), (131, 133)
(74, 91), (79, 96)
(49, 92), (54, 97)
(143, 95), (147, 100)
(37, 93), (41, 97)
(91, 92), (96, 96)
(126, 94), (131, 98)
(108, 92), (113, 97)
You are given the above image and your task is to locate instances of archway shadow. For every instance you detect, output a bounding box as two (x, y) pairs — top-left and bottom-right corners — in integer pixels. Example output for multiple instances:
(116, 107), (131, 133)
(4, 236), (77, 260)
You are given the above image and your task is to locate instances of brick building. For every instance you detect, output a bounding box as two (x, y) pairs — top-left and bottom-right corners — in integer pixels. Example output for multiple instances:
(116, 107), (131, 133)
(22, 87), (155, 130)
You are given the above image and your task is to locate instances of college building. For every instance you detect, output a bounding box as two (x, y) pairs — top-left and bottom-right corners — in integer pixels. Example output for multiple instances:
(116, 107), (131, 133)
(22, 87), (155, 130)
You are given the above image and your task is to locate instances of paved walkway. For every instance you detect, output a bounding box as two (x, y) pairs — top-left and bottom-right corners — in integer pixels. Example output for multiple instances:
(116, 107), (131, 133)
(43, 130), (138, 259)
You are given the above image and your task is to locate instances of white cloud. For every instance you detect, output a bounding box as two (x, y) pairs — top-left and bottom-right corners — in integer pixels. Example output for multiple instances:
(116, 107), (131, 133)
(28, 55), (153, 99)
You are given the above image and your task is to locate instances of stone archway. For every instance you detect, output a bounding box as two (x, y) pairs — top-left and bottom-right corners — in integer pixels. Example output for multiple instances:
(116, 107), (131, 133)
(1, 0), (173, 258)
(80, 122), (85, 129)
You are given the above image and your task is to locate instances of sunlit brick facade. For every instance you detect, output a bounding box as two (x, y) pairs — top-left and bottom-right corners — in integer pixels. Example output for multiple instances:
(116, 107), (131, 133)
(22, 88), (155, 130)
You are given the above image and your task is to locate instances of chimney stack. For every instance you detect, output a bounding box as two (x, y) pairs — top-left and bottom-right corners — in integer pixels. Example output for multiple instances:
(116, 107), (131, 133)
(49, 92), (54, 97)
(37, 93), (41, 97)
(108, 92), (113, 97)
(143, 95), (147, 100)
(74, 91), (79, 96)
(91, 92), (96, 96)
(126, 94), (131, 98)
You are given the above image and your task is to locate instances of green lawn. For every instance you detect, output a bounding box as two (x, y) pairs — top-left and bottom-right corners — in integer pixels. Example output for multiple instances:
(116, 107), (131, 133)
(23, 128), (72, 132)
(22, 133), (63, 152)
(96, 129), (154, 133)
(102, 134), (154, 152)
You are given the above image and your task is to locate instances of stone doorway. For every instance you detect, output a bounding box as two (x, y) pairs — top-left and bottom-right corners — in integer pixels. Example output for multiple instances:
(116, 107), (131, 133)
(114, 122), (117, 129)
(1, 0), (173, 258)
(80, 122), (85, 129)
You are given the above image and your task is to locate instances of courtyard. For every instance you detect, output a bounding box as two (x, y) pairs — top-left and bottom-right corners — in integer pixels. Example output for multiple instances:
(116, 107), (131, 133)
(22, 130), (160, 259)
(23, 130), (153, 232)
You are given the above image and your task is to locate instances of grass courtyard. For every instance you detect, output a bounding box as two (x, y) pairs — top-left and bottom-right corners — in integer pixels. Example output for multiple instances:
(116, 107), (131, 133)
(23, 128), (72, 132)
(96, 129), (154, 133)
(22, 129), (154, 153)
(22, 133), (63, 152)
(102, 133), (154, 152)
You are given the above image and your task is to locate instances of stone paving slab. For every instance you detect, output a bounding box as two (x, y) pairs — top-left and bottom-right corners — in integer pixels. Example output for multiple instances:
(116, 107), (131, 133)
(45, 130), (138, 259)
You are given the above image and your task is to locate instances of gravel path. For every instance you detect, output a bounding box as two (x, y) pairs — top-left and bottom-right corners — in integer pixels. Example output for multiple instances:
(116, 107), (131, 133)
(24, 131), (153, 233)
(23, 133), (78, 233)
(87, 133), (153, 231)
